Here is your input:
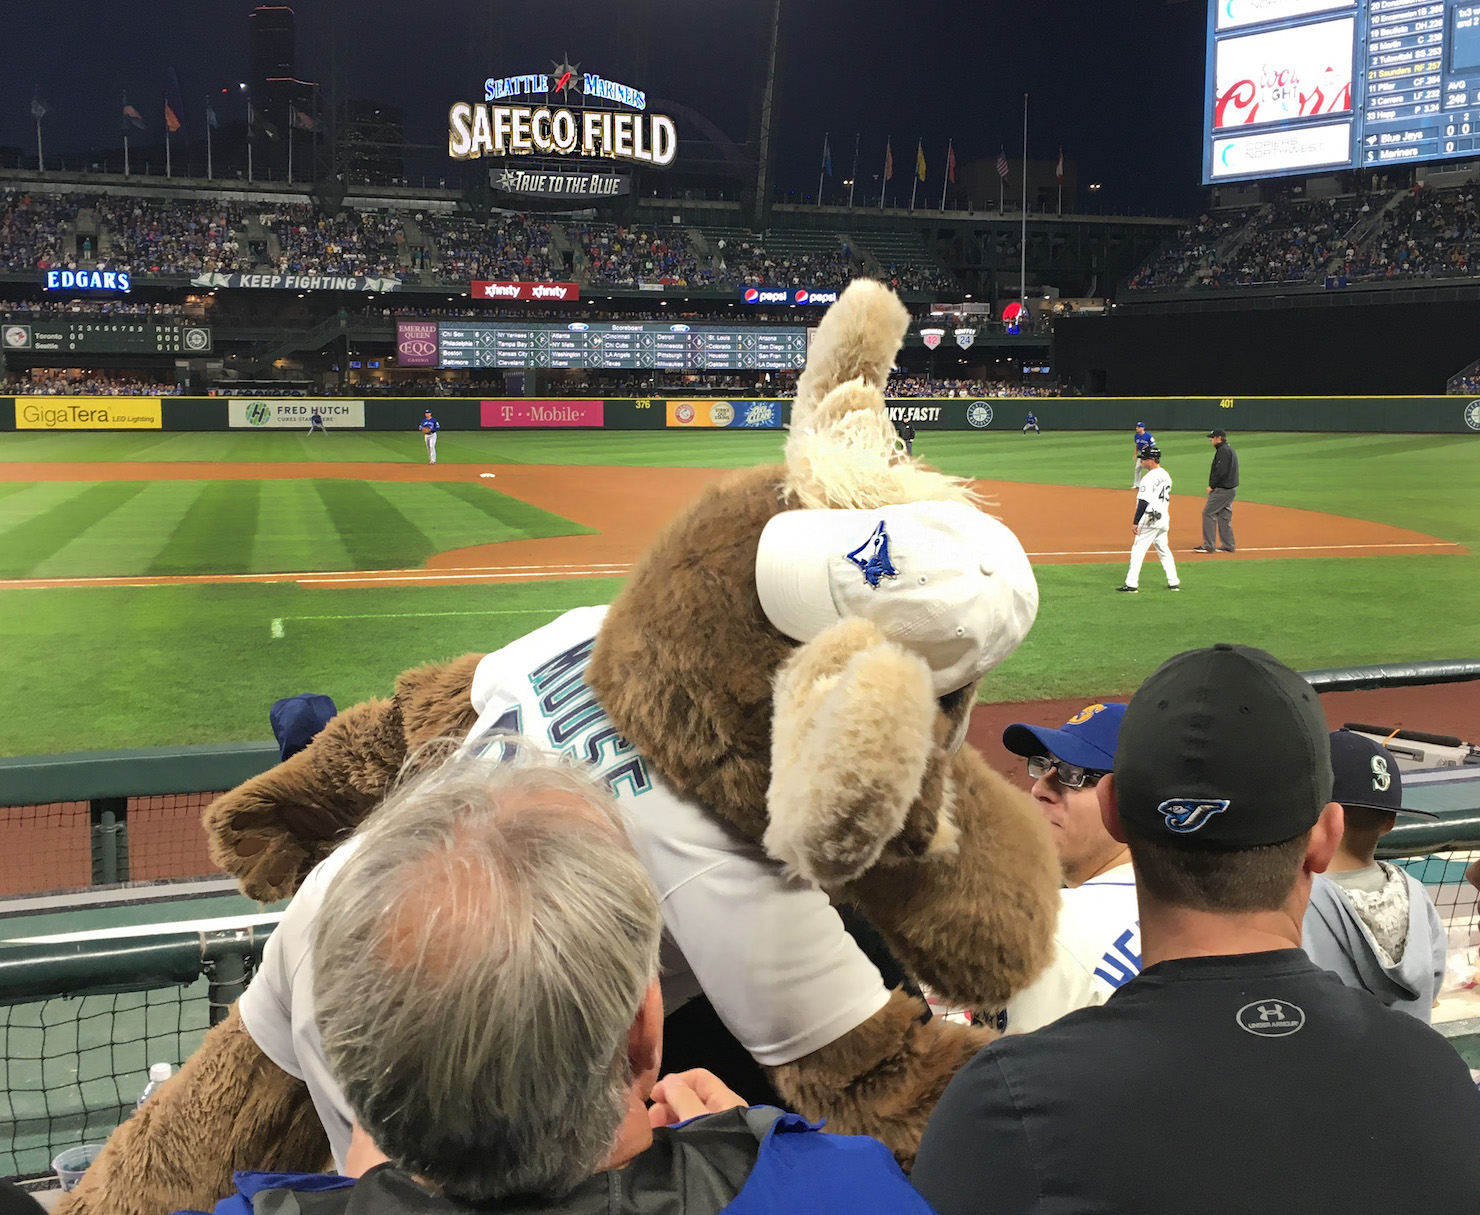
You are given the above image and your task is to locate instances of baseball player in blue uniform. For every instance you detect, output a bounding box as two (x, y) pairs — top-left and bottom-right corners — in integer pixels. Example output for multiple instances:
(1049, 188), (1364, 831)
(1023, 410), (1040, 435)
(419, 410), (440, 464)
(308, 409), (326, 435)
(1132, 421), (1156, 487)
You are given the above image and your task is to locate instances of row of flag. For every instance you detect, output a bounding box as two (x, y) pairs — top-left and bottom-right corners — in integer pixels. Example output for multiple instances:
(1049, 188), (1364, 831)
(869, 139), (1063, 185)
(27, 91), (319, 138)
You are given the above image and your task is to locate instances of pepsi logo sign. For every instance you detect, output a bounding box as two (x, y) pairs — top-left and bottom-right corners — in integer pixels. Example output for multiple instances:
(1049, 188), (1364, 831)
(744, 288), (760, 303)
(795, 290), (809, 305)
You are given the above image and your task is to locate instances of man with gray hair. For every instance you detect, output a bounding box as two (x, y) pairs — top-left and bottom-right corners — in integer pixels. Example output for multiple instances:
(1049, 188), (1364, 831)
(198, 746), (935, 1215)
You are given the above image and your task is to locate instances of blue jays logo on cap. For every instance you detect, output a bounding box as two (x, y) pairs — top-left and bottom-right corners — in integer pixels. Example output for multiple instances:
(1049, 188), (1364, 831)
(1157, 799), (1231, 834)
(845, 520), (899, 589)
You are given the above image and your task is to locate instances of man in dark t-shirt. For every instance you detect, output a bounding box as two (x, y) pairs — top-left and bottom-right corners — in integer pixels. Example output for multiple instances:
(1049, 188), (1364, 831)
(913, 643), (1480, 1215)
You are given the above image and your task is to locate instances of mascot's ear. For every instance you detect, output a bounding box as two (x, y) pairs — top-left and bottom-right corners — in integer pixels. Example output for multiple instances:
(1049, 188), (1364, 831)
(790, 279), (909, 435)
(784, 280), (976, 512)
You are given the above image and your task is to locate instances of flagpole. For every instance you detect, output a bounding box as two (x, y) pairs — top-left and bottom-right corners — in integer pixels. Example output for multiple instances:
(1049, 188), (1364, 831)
(207, 101), (213, 180)
(817, 132), (826, 206)
(910, 140), (919, 211)
(880, 138), (889, 210)
(165, 95), (172, 178)
(288, 106), (294, 185)
(1058, 148), (1063, 217)
(940, 139), (950, 212)
(848, 133), (859, 208)
(1020, 93), (1028, 316)
(36, 115), (43, 174)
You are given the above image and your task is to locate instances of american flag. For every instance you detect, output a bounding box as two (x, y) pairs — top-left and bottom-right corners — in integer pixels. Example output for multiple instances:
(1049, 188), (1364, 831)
(996, 151), (1009, 180)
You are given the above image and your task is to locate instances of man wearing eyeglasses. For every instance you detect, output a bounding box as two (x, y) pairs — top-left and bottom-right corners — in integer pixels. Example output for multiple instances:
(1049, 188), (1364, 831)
(993, 702), (1139, 1033)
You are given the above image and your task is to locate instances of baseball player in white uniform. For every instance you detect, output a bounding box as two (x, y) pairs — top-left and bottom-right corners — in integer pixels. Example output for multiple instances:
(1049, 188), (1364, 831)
(1118, 445), (1179, 593)
(994, 702), (1140, 1033)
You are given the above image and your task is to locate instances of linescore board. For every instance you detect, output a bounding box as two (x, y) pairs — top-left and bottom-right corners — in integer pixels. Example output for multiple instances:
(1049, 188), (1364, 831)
(437, 321), (808, 370)
(1204, 0), (1480, 181)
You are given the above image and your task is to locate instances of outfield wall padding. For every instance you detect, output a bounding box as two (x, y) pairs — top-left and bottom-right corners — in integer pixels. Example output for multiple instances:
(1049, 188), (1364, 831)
(3, 395), (1479, 433)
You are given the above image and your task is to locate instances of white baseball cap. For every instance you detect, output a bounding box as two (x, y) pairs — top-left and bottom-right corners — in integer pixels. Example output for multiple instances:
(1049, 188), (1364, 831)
(755, 501), (1039, 695)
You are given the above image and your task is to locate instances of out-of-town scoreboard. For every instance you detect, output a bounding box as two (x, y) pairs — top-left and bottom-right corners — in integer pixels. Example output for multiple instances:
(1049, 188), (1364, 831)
(435, 321), (807, 370)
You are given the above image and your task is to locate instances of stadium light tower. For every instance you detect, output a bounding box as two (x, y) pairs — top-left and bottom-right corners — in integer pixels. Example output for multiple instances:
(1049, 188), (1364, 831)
(751, 0), (784, 229)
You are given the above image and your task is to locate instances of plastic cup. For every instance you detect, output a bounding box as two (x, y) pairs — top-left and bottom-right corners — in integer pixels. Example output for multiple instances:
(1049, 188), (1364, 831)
(52, 1144), (104, 1191)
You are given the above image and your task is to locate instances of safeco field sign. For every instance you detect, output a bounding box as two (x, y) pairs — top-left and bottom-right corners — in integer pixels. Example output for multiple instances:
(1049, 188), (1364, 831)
(16, 398), (162, 429)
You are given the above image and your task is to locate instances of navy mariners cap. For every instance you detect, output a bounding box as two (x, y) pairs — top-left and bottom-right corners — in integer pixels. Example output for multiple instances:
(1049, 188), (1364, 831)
(1330, 729), (1436, 819)
(1208, 428), (1227, 438)
(1003, 702), (1126, 773)
(270, 693), (338, 762)
(1116, 644), (1332, 848)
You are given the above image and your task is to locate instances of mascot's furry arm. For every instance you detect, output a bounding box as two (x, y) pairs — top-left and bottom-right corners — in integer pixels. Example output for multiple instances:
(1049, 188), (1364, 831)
(55, 1010), (328, 1215)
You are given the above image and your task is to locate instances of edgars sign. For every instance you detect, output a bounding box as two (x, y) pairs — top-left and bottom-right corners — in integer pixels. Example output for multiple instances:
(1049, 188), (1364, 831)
(43, 269), (131, 293)
(449, 60), (677, 167)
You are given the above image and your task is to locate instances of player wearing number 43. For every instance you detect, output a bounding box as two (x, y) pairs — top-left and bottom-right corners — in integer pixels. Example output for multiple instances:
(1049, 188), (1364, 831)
(1117, 447), (1178, 592)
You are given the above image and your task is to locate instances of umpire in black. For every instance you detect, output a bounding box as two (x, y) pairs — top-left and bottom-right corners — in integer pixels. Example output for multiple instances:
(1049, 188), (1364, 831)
(1195, 428), (1238, 553)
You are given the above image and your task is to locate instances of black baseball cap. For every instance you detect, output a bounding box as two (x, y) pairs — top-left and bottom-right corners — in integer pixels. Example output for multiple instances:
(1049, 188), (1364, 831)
(1208, 428), (1227, 438)
(1141, 445), (1161, 461)
(1329, 729), (1437, 819)
(1116, 644), (1333, 848)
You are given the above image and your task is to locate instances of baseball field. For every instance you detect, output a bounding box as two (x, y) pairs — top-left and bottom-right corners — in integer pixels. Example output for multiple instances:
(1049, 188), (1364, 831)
(1, 426), (1477, 758)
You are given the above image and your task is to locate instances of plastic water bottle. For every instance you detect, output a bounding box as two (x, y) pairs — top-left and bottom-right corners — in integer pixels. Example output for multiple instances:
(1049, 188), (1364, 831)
(137, 1062), (172, 1110)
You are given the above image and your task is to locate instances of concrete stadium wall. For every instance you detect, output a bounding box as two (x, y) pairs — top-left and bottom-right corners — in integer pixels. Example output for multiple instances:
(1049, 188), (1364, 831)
(3, 396), (1479, 433)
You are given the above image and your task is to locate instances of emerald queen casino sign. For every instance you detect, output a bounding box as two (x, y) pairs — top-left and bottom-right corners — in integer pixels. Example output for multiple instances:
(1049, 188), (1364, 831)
(448, 59), (677, 168)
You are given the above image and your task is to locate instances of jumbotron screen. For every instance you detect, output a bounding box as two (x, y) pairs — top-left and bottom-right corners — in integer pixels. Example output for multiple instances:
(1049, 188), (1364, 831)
(1204, 0), (1480, 181)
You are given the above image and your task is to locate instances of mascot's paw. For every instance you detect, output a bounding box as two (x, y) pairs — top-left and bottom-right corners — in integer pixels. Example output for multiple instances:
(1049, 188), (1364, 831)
(766, 618), (954, 886)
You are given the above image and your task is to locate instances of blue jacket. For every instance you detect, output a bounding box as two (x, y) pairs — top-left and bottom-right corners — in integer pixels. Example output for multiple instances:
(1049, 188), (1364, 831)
(182, 1108), (935, 1215)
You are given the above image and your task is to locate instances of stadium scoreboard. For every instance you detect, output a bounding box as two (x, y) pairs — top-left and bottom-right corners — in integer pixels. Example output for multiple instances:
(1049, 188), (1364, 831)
(1204, 0), (1480, 181)
(436, 321), (808, 371)
(1, 322), (213, 355)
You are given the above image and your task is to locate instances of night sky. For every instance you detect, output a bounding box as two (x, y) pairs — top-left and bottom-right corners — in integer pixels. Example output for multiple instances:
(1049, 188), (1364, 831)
(0, 0), (1207, 215)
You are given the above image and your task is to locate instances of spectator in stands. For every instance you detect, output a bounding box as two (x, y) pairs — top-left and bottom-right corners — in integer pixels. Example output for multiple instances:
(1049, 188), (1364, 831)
(204, 745), (933, 1215)
(1302, 730), (1445, 1022)
(912, 643), (1480, 1215)
(992, 703), (1138, 1034)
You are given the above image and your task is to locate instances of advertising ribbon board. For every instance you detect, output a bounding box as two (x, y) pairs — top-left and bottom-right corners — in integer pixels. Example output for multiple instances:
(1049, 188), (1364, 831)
(665, 400), (783, 429)
(480, 400), (605, 427)
(471, 281), (581, 302)
(397, 322), (440, 367)
(15, 397), (163, 430)
(191, 274), (403, 292)
(228, 400), (366, 429)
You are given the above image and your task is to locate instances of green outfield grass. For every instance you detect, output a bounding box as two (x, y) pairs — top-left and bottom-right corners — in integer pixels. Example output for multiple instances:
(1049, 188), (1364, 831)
(0, 479), (589, 578)
(1, 429), (1477, 755)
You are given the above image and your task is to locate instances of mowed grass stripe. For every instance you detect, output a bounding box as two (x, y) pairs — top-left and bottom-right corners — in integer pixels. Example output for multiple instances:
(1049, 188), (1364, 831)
(249, 480), (353, 573)
(425, 480), (595, 539)
(31, 481), (207, 578)
(0, 482), (34, 504)
(148, 481), (261, 575)
(0, 482), (150, 578)
(314, 479), (434, 569)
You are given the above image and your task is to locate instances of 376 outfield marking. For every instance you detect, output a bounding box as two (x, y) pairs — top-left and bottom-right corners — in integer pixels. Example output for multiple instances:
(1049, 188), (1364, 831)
(268, 607), (578, 639)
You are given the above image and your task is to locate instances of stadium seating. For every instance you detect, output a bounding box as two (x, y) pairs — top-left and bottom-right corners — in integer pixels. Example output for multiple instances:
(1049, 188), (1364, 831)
(1125, 184), (1480, 293)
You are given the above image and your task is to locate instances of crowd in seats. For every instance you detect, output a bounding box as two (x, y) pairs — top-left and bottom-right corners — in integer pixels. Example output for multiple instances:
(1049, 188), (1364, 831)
(0, 190), (83, 271)
(887, 376), (1059, 397)
(91, 196), (249, 276)
(2, 300), (188, 319)
(266, 205), (405, 279)
(418, 213), (560, 283)
(1342, 186), (1480, 281)
(879, 260), (958, 293)
(715, 235), (854, 288)
(1448, 372), (1480, 394)
(574, 223), (712, 288)
(1125, 211), (1248, 290)
(3, 371), (181, 395)
(1197, 195), (1369, 288)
